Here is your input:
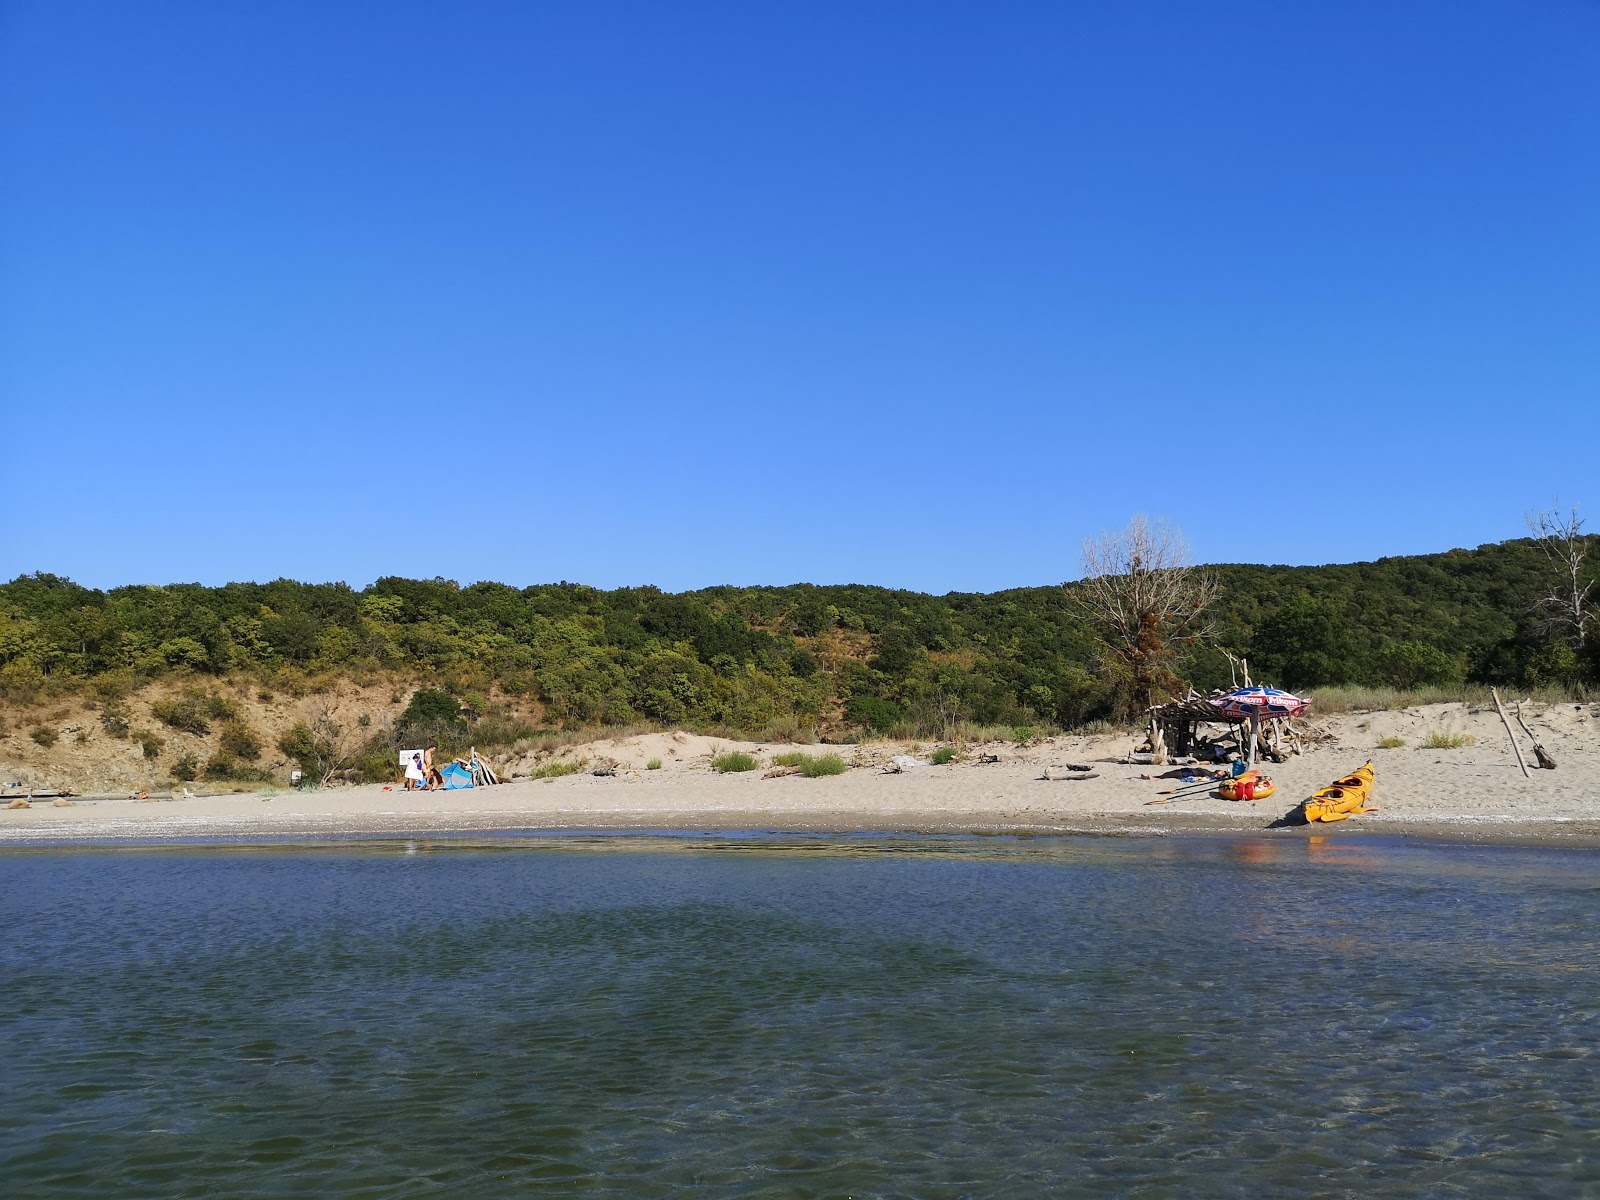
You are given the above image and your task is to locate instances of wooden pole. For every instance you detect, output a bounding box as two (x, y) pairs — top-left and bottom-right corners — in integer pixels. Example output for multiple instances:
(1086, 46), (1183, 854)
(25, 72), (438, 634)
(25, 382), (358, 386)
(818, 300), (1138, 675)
(1514, 701), (1558, 770)
(1490, 687), (1531, 779)
(1247, 713), (1259, 769)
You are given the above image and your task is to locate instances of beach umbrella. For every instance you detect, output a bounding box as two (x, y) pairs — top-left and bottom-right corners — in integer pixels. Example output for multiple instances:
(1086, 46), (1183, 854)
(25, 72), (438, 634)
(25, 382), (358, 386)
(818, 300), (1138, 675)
(1210, 687), (1310, 767)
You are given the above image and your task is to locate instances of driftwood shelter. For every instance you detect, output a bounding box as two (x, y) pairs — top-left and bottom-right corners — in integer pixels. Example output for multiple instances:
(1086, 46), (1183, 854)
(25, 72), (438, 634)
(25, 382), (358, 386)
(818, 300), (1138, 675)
(1145, 691), (1307, 766)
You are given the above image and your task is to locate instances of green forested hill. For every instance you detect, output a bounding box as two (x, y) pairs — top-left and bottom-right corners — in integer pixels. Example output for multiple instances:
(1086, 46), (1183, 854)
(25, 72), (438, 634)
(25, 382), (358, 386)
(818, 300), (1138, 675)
(1, 537), (1593, 734)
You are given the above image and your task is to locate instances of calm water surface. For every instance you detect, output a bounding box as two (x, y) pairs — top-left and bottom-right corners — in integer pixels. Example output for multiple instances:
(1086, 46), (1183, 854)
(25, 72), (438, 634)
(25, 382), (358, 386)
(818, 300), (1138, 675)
(1, 833), (1596, 1198)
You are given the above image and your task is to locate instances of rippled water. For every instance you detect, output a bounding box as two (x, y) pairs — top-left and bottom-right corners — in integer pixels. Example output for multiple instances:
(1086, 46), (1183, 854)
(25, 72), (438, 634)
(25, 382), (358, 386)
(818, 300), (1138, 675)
(2, 834), (1597, 1197)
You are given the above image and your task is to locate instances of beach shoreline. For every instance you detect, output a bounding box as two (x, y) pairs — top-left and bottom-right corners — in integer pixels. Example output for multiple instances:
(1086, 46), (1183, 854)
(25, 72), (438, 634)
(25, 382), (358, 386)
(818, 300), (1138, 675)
(5, 701), (1595, 849)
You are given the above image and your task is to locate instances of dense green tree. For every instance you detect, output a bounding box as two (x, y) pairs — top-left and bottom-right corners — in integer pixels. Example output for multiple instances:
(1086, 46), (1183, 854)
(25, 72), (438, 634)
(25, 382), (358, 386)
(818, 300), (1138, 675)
(1, 535), (1594, 734)
(1249, 595), (1358, 688)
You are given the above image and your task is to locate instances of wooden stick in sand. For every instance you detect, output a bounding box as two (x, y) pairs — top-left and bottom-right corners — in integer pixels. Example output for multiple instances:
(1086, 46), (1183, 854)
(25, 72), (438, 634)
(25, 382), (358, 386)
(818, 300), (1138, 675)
(1490, 687), (1531, 779)
(1514, 701), (1558, 770)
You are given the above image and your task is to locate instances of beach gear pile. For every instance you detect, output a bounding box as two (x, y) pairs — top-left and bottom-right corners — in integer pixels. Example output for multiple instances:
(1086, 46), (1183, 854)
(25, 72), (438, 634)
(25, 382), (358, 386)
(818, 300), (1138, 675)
(1218, 770), (1275, 801)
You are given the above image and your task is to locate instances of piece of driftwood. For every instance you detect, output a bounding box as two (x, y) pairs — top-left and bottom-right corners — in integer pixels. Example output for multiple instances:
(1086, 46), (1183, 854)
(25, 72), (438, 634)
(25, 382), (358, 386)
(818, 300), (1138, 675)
(1490, 688), (1531, 779)
(975, 754), (1001, 764)
(1039, 770), (1099, 781)
(762, 765), (800, 779)
(1514, 702), (1558, 770)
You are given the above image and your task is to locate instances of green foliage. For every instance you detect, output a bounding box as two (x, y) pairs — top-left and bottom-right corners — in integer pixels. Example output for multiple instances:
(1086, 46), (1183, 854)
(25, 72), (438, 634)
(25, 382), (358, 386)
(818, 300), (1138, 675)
(0, 534), (1592, 746)
(398, 687), (467, 747)
(203, 693), (238, 720)
(204, 755), (271, 782)
(769, 751), (808, 767)
(528, 759), (583, 780)
(99, 703), (132, 738)
(846, 695), (901, 733)
(646, 757), (662, 770)
(403, 688), (462, 725)
(797, 753), (848, 777)
(1250, 595), (1357, 689)
(349, 736), (401, 784)
(151, 698), (210, 736)
(1376, 735), (1406, 749)
(1011, 725), (1037, 745)
(137, 731), (165, 759)
(1374, 642), (1464, 689)
(172, 752), (199, 781)
(218, 720), (262, 761)
(712, 751), (758, 773)
(30, 726), (57, 747)
(275, 721), (345, 784)
(1422, 730), (1474, 749)
(930, 745), (959, 764)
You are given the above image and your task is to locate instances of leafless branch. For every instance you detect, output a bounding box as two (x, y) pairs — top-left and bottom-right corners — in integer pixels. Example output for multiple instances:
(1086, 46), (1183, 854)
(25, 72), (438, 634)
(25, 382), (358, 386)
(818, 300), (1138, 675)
(1069, 515), (1218, 714)
(1525, 503), (1593, 650)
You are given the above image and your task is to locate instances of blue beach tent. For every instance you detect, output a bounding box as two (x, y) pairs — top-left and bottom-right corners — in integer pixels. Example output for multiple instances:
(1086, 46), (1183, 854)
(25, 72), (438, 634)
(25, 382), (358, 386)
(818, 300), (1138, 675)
(439, 761), (475, 789)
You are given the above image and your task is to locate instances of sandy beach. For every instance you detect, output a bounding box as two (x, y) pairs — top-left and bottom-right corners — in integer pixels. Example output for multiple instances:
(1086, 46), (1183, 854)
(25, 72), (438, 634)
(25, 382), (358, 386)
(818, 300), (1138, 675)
(3, 701), (1595, 845)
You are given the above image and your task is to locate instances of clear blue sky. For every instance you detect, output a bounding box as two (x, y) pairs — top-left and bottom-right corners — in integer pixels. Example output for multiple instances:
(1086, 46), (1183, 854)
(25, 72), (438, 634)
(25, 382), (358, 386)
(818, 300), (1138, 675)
(3, 1), (1595, 594)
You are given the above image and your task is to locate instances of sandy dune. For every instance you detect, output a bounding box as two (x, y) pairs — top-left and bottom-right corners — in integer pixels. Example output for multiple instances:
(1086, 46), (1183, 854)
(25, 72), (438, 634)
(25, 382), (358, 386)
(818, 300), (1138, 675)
(3, 702), (1596, 845)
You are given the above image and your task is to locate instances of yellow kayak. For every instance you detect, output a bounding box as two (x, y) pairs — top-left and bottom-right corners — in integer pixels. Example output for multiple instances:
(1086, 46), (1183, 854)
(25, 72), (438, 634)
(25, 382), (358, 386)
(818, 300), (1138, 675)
(1303, 761), (1377, 822)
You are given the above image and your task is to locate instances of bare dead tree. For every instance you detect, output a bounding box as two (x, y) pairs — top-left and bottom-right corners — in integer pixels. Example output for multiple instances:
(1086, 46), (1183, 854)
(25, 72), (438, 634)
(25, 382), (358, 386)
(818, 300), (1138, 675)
(1070, 515), (1219, 716)
(1525, 504), (1593, 650)
(278, 702), (364, 787)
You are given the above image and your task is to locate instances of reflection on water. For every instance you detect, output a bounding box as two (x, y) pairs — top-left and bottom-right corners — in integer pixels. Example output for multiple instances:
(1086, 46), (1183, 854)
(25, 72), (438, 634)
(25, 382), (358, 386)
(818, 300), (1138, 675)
(2, 834), (1597, 1197)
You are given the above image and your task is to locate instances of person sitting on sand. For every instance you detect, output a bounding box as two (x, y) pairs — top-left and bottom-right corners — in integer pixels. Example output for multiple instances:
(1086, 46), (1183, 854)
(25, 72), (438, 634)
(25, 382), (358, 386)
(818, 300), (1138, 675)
(404, 753), (426, 791)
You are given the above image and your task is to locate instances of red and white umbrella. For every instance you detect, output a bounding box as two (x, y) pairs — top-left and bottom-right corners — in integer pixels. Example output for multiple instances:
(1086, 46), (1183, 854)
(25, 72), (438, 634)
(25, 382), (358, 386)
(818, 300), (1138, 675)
(1210, 687), (1310, 767)
(1210, 686), (1310, 721)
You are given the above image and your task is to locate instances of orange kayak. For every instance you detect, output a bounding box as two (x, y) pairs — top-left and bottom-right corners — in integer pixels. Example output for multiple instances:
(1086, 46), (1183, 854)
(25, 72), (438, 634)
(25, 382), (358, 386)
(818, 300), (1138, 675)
(1219, 775), (1275, 801)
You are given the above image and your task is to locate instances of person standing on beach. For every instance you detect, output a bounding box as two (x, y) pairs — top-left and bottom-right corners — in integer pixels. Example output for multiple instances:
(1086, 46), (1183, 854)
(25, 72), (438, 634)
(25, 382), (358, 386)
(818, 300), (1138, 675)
(423, 746), (443, 790)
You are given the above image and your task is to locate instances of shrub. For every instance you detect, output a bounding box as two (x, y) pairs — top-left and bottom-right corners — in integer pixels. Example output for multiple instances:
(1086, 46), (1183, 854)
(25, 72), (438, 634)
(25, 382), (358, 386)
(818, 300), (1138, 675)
(529, 759), (583, 780)
(1422, 730), (1474, 749)
(1011, 725), (1037, 745)
(203, 694), (238, 720)
(1374, 641), (1465, 689)
(761, 714), (813, 742)
(930, 745), (959, 765)
(152, 698), (210, 736)
(172, 752), (200, 782)
(137, 731), (165, 759)
(403, 688), (462, 725)
(469, 713), (542, 749)
(398, 688), (467, 747)
(258, 690), (274, 702)
(100, 703), (132, 738)
(769, 751), (808, 767)
(204, 753), (272, 783)
(1376, 735), (1406, 749)
(349, 736), (402, 784)
(845, 695), (901, 733)
(30, 727), (57, 747)
(798, 753), (848, 778)
(646, 757), (662, 770)
(218, 720), (262, 761)
(712, 751), (758, 773)
(92, 671), (136, 701)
